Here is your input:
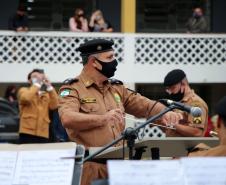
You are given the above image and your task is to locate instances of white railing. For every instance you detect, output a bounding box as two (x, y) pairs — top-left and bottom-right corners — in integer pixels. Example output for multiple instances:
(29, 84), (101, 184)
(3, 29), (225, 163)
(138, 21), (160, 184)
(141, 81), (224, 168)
(0, 31), (225, 83)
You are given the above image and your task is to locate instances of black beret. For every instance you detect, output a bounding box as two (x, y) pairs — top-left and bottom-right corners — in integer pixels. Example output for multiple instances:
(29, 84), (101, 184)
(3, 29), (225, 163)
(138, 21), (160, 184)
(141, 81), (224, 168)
(164, 69), (186, 86)
(215, 96), (226, 119)
(76, 39), (114, 56)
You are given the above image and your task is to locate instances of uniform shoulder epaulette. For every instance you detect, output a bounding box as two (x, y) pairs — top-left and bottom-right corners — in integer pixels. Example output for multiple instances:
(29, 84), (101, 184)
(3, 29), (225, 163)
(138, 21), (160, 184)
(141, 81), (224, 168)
(126, 88), (137, 94)
(109, 78), (123, 85)
(63, 78), (79, 85)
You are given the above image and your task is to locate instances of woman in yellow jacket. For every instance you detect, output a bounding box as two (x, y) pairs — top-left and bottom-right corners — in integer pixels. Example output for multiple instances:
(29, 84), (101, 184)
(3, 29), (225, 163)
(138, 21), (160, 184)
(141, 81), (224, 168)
(18, 69), (58, 143)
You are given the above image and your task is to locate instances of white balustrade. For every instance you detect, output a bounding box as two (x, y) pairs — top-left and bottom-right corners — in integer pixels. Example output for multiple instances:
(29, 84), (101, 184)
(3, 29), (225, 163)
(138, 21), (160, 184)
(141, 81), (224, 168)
(0, 31), (225, 83)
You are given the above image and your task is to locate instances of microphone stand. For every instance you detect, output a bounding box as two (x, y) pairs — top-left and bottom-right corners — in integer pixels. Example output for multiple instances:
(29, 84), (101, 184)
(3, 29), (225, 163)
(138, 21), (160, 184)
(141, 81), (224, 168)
(84, 105), (176, 162)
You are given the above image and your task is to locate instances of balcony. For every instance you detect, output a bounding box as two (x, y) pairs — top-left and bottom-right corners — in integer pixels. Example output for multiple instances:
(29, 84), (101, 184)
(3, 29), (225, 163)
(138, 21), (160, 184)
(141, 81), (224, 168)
(0, 31), (225, 83)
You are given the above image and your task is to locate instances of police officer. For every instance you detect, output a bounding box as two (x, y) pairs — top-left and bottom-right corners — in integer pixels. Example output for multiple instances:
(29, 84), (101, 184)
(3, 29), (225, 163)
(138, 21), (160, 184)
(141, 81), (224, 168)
(163, 69), (208, 137)
(189, 96), (226, 156)
(58, 39), (182, 185)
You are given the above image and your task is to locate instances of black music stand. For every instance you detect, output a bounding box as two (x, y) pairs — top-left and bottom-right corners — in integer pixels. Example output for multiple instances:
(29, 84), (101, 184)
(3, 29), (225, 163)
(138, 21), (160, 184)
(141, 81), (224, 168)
(72, 144), (85, 185)
(84, 106), (175, 162)
(91, 137), (219, 159)
(91, 179), (109, 185)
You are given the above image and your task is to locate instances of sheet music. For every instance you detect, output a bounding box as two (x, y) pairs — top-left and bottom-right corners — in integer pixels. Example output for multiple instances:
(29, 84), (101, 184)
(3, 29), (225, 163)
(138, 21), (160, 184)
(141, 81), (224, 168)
(12, 149), (76, 185)
(181, 157), (226, 185)
(108, 160), (184, 185)
(0, 151), (17, 185)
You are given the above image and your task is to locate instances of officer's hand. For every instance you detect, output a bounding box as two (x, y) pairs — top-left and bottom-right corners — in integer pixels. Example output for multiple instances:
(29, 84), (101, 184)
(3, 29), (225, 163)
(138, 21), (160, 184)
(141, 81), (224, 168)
(103, 109), (124, 124)
(43, 76), (54, 92)
(161, 111), (183, 126)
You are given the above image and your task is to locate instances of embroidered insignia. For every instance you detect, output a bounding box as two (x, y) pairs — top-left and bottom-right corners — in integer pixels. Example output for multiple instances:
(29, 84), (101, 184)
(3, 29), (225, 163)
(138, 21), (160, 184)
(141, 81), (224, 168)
(80, 98), (96, 104)
(193, 117), (202, 124)
(114, 93), (121, 103)
(60, 89), (70, 97)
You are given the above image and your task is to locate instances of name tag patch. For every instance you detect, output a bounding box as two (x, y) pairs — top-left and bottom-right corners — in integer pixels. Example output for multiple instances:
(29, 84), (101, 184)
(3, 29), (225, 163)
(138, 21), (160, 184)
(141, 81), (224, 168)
(80, 97), (96, 103)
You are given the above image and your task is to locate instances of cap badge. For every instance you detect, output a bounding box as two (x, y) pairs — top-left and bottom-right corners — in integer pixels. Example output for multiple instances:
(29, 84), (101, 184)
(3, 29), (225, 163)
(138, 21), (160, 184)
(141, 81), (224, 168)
(97, 45), (102, 50)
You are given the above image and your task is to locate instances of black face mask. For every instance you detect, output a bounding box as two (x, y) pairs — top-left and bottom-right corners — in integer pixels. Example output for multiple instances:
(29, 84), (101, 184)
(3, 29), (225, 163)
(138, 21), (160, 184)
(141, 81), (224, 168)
(95, 58), (118, 78)
(169, 90), (184, 102)
(193, 13), (201, 19)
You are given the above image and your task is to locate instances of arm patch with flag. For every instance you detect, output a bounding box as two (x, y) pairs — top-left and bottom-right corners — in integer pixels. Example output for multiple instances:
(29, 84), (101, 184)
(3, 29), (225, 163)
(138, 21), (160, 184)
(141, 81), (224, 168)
(60, 89), (70, 97)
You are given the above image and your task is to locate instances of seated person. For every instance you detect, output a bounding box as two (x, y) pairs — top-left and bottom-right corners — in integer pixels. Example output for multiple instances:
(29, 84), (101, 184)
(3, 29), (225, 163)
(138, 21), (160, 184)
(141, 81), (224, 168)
(189, 96), (226, 156)
(89, 10), (113, 32)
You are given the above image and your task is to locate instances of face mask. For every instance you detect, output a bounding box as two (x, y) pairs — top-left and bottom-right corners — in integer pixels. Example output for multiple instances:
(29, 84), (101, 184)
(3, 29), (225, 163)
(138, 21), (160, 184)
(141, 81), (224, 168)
(95, 58), (118, 78)
(31, 77), (39, 84)
(193, 12), (200, 18)
(169, 90), (184, 102)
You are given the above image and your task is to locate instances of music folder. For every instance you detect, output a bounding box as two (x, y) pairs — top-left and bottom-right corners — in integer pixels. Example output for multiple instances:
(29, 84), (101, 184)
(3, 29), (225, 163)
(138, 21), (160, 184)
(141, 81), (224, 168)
(0, 142), (85, 185)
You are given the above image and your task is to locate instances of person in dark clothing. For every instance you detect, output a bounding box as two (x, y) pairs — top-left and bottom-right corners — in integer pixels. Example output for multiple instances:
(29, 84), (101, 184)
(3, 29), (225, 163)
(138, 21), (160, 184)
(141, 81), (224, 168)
(4, 85), (18, 109)
(8, 5), (29, 32)
(186, 7), (208, 33)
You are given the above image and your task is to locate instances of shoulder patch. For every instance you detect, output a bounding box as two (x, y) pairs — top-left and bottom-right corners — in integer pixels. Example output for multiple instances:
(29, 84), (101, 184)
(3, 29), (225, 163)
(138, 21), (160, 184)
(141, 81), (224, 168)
(109, 78), (123, 85)
(60, 89), (71, 97)
(63, 78), (79, 85)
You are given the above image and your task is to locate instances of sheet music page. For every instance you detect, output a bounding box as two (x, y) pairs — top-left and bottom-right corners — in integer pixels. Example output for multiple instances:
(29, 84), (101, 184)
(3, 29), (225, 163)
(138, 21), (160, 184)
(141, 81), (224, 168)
(180, 157), (226, 185)
(0, 151), (17, 185)
(12, 149), (76, 185)
(108, 160), (184, 185)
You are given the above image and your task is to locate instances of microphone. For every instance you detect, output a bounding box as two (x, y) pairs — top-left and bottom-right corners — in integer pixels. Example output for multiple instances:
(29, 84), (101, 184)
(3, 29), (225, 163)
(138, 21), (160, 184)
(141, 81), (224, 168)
(159, 99), (202, 117)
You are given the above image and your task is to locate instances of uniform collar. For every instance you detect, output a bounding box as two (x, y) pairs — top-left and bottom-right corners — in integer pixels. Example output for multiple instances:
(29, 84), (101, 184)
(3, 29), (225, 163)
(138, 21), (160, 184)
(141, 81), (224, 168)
(80, 70), (110, 89)
(182, 89), (195, 102)
(80, 70), (95, 88)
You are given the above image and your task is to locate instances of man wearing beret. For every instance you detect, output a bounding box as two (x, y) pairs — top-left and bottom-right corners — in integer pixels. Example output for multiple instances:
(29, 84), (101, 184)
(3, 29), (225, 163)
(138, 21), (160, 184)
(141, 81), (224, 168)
(189, 96), (226, 156)
(58, 39), (182, 185)
(163, 69), (208, 137)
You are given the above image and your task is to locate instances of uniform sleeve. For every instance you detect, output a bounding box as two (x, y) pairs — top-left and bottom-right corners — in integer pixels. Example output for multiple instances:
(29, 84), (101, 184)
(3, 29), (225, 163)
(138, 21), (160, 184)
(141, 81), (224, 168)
(120, 85), (164, 119)
(58, 86), (80, 118)
(18, 86), (39, 105)
(48, 89), (58, 110)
